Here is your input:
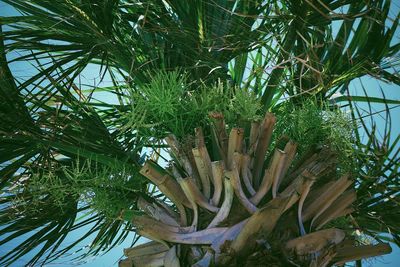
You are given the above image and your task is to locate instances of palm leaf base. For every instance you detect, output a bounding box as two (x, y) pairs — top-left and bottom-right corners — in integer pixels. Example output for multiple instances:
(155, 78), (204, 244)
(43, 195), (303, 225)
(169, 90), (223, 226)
(119, 112), (391, 267)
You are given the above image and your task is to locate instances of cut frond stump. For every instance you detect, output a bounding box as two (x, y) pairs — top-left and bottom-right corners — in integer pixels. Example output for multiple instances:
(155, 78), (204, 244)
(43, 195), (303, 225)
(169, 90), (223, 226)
(120, 112), (391, 267)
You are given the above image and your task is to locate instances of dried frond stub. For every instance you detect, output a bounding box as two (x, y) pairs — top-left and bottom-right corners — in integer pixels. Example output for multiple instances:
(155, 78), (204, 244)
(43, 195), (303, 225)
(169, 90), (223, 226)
(121, 112), (391, 267)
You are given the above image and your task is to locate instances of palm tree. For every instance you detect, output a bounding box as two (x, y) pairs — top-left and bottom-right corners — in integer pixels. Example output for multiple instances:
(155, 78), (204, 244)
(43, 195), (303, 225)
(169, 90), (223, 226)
(0, 0), (399, 266)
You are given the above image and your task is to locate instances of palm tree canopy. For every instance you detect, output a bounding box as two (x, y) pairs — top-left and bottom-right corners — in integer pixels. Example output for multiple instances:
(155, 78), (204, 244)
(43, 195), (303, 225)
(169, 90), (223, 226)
(0, 0), (399, 265)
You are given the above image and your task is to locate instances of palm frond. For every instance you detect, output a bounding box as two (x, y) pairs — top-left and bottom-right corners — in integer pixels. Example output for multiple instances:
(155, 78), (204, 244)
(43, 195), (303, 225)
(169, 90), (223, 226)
(1, 32), (144, 264)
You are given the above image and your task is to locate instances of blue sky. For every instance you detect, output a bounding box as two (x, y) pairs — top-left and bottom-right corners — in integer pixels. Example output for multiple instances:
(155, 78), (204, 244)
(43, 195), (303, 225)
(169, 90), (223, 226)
(0, 1), (399, 266)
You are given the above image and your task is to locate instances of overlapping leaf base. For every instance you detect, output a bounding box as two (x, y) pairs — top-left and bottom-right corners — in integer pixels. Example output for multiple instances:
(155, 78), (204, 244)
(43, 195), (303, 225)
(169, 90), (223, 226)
(120, 113), (391, 267)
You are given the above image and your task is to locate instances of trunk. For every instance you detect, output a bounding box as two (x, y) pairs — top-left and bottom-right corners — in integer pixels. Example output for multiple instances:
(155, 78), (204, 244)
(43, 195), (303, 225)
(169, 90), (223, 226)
(120, 112), (391, 267)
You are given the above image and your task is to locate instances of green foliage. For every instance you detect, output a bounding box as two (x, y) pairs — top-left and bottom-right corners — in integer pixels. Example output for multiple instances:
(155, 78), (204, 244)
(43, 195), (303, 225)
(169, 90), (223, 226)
(11, 159), (138, 220)
(125, 70), (262, 139)
(227, 88), (262, 123)
(273, 99), (357, 173)
(67, 160), (139, 219)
